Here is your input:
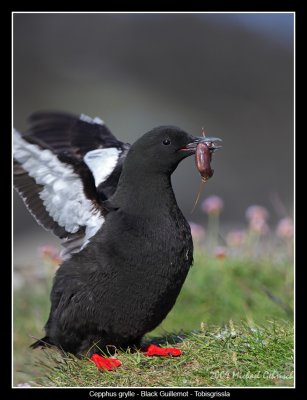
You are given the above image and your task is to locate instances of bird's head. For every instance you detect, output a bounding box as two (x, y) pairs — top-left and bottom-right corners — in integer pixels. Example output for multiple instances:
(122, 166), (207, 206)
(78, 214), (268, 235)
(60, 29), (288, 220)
(126, 126), (222, 175)
(107, 126), (222, 209)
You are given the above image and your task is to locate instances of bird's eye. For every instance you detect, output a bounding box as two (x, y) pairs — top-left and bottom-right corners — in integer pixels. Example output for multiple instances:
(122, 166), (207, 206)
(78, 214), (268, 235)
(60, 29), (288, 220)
(163, 139), (171, 145)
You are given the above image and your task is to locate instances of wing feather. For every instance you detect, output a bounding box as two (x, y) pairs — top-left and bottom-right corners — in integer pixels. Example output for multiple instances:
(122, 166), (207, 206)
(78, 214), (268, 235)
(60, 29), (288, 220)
(14, 111), (131, 258)
(14, 130), (104, 255)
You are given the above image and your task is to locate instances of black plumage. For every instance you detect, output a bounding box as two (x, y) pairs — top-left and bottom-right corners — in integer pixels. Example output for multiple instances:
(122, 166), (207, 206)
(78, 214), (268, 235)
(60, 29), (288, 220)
(14, 112), (221, 358)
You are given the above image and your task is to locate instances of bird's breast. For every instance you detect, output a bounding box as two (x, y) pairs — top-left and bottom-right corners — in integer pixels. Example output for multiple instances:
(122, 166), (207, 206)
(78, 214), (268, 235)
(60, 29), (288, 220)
(103, 207), (193, 273)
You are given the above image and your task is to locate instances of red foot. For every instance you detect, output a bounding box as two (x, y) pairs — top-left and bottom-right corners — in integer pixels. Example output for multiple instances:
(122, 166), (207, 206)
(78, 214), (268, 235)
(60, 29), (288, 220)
(141, 344), (182, 357)
(90, 353), (122, 371)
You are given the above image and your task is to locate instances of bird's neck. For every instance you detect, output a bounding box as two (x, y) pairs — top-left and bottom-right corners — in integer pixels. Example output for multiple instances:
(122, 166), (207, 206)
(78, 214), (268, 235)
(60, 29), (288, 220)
(107, 169), (178, 214)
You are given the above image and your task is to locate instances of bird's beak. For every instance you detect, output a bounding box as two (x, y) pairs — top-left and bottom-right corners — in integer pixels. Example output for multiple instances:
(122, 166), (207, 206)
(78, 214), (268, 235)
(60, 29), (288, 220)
(179, 136), (223, 154)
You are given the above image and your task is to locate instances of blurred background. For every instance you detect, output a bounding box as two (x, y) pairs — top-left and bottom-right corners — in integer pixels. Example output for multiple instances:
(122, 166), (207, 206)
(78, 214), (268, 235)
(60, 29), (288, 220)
(13, 13), (294, 386)
(13, 12), (294, 239)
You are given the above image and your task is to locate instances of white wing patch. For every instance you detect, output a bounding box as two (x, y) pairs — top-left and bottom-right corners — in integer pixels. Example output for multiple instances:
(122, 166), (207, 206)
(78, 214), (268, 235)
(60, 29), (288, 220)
(79, 113), (104, 125)
(84, 148), (120, 187)
(13, 130), (104, 247)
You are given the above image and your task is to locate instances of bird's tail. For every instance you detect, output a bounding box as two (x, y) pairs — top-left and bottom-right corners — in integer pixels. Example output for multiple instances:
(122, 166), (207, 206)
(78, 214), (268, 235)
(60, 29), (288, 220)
(30, 336), (53, 349)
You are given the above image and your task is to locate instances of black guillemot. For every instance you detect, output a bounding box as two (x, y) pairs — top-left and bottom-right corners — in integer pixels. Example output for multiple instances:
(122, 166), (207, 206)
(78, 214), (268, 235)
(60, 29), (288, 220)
(14, 111), (221, 370)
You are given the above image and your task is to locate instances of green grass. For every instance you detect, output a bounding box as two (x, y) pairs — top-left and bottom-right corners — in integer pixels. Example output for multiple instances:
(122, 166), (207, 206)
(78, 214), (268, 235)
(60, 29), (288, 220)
(155, 250), (293, 333)
(13, 250), (294, 387)
(19, 321), (294, 387)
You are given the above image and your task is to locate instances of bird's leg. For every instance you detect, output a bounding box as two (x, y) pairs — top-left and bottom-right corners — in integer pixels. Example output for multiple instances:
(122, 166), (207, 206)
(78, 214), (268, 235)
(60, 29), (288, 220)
(90, 353), (122, 371)
(128, 336), (143, 352)
(141, 344), (182, 357)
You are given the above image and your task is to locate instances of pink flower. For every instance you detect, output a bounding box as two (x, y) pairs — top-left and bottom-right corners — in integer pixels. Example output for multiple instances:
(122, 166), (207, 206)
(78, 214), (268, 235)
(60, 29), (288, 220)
(38, 245), (62, 266)
(276, 217), (294, 239)
(249, 219), (270, 235)
(245, 205), (269, 223)
(201, 195), (224, 215)
(189, 222), (205, 242)
(214, 246), (227, 259)
(245, 205), (270, 235)
(226, 230), (246, 247)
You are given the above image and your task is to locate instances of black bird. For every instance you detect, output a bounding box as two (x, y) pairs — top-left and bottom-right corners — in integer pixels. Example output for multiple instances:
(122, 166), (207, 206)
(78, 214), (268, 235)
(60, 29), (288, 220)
(13, 112), (221, 370)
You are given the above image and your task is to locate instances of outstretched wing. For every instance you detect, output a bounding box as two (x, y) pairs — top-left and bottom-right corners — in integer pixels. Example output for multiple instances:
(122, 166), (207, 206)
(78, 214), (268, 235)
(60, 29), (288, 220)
(13, 112), (130, 259)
